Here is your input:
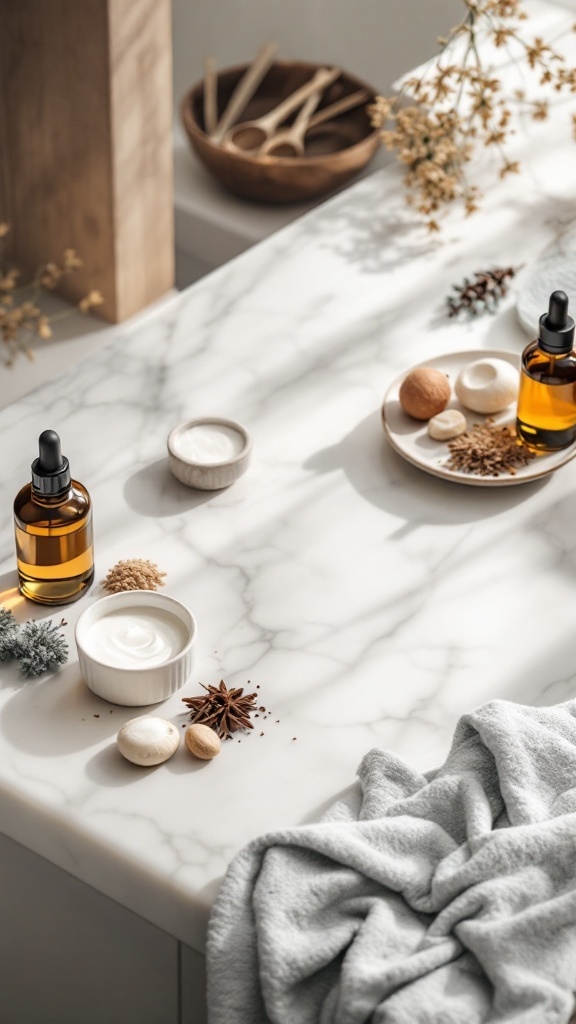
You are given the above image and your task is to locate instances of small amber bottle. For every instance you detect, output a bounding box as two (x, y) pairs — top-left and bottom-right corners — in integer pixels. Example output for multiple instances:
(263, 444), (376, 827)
(14, 430), (94, 605)
(516, 290), (576, 452)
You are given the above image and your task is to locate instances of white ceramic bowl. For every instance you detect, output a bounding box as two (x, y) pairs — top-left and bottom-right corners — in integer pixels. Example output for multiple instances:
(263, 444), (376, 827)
(75, 591), (197, 706)
(167, 416), (251, 490)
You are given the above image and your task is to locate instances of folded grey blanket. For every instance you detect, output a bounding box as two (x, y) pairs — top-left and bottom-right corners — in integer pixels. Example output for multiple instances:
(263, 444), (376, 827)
(207, 700), (576, 1023)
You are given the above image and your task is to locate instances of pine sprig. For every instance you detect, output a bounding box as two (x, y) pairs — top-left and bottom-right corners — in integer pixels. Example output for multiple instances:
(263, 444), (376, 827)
(15, 620), (69, 677)
(0, 607), (18, 662)
(0, 606), (69, 677)
(446, 266), (517, 317)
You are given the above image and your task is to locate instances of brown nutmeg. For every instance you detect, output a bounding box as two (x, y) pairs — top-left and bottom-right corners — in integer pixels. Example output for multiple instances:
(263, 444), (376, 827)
(398, 367), (451, 420)
(185, 723), (221, 760)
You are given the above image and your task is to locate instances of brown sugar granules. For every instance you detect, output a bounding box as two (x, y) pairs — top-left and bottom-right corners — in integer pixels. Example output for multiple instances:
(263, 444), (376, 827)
(446, 419), (535, 477)
(101, 559), (167, 593)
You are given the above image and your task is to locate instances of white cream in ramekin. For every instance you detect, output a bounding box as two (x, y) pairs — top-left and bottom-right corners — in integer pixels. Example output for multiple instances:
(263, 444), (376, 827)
(167, 416), (251, 490)
(75, 591), (196, 706)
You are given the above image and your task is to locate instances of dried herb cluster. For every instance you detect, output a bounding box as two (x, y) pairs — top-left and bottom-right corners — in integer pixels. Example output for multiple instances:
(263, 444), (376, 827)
(446, 419), (535, 475)
(369, 0), (576, 228)
(0, 223), (104, 364)
(183, 680), (258, 739)
(101, 559), (167, 593)
(0, 606), (69, 677)
(446, 266), (517, 317)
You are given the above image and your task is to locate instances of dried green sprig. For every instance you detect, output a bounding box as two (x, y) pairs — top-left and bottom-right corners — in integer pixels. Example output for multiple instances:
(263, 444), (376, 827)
(369, 0), (576, 228)
(0, 607), (18, 662)
(446, 266), (517, 316)
(13, 620), (69, 677)
(0, 606), (69, 677)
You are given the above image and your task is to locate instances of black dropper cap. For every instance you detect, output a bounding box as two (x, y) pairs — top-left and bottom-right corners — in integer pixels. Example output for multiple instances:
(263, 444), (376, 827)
(538, 290), (575, 354)
(31, 430), (71, 496)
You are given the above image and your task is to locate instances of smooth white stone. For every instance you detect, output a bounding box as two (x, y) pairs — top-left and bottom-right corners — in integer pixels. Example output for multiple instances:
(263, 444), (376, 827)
(117, 717), (181, 766)
(455, 358), (518, 414)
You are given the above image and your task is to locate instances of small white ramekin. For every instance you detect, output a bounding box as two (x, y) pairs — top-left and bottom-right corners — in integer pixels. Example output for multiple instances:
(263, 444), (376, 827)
(75, 591), (197, 706)
(167, 416), (252, 490)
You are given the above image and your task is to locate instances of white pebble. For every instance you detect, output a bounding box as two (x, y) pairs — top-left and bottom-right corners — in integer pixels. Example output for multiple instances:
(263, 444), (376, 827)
(428, 409), (467, 440)
(455, 358), (518, 414)
(117, 716), (180, 766)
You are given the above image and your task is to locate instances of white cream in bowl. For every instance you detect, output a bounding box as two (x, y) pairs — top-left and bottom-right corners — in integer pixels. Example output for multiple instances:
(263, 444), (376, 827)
(172, 423), (245, 464)
(167, 416), (251, 490)
(81, 608), (189, 670)
(76, 591), (196, 706)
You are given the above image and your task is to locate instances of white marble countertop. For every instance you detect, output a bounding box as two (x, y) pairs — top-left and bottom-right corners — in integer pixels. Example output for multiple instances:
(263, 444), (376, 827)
(2, 0), (576, 956)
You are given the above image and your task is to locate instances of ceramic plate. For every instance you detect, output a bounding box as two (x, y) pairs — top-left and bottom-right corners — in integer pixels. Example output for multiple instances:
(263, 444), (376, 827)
(381, 349), (576, 487)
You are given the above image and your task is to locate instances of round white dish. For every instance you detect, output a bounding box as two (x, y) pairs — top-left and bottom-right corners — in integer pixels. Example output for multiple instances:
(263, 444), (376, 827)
(381, 349), (576, 487)
(76, 591), (197, 706)
(516, 225), (576, 337)
(167, 416), (251, 490)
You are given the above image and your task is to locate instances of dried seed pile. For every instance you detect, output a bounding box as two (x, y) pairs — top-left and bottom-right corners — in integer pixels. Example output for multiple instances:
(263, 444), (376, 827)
(101, 559), (166, 593)
(446, 419), (535, 477)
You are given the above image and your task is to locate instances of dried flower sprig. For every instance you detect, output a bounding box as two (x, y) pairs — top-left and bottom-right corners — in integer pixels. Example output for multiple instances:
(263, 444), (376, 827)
(446, 266), (517, 316)
(0, 224), (104, 364)
(369, 0), (576, 229)
(101, 559), (167, 593)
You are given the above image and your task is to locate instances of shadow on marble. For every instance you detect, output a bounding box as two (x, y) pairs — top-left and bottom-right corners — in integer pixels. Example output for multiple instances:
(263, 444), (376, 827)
(296, 782), (360, 825)
(124, 458), (214, 518)
(84, 741), (167, 786)
(0, 664), (137, 753)
(163, 738), (214, 775)
(486, 633), (576, 709)
(310, 185), (439, 276)
(304, 409), (547, 526)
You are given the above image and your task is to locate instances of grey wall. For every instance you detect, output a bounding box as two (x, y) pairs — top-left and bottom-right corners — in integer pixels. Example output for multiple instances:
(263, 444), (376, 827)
(172, 0), (463, 110)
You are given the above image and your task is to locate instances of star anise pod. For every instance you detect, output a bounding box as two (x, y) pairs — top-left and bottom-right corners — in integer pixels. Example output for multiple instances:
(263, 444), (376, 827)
(182, 680), (258, 740)
(446, 266), (517, 318)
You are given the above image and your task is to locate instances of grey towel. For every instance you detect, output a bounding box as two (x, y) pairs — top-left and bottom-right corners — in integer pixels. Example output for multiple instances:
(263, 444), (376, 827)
(207, 700), (576, 1023)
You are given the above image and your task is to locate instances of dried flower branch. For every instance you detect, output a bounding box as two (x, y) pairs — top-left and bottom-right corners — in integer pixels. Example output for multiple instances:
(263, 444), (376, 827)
(446, 266), (517, 316)
(101, 559), (167, 593)
(369, 0), (576, 228)
(0, 224), (104, 364)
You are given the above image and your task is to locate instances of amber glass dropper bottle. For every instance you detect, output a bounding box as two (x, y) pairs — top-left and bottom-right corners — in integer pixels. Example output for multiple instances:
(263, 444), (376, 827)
(516, 290), (576, 452)
(14, 430), (94, 605)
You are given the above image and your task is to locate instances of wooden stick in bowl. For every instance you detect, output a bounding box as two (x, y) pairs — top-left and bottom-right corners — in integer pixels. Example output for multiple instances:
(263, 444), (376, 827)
(210, 41), (278, 144)
(203, 56), (218, 135)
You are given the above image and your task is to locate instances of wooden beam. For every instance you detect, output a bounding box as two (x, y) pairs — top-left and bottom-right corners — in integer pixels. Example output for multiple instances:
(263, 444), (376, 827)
(0, 0), (174, 324)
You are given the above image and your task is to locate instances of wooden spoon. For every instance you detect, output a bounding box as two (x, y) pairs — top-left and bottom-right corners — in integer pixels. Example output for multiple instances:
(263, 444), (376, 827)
(259, 89), (323, 157)
(203, 56), (218, 136)
(261, 86), (372, 157)
(306, 88), (372, 133)
(224, 66), (341, 154)
(210, 41), (278, 144)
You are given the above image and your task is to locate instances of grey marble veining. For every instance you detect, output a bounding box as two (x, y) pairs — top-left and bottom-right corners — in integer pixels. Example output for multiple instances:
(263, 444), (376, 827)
(2, 1), (576, 954)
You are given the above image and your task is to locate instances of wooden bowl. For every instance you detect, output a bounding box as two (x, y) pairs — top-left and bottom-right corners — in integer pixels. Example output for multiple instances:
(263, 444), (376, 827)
(180, 61), (380, 204)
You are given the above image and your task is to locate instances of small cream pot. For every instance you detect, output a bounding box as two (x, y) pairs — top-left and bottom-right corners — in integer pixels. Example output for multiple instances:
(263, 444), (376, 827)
(75, 591), (197, 706)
